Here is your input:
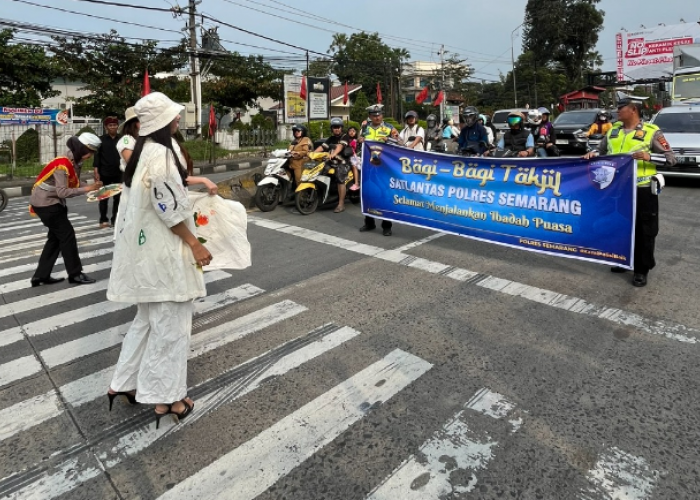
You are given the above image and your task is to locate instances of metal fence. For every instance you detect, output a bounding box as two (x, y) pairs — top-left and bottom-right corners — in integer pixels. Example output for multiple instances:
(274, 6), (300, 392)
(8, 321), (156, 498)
(238, 129), (277, 148)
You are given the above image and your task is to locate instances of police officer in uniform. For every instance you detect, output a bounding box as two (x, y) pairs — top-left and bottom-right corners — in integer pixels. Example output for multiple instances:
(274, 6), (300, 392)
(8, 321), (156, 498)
(583, 92), (677, 287)
(358, 104), (395, 236)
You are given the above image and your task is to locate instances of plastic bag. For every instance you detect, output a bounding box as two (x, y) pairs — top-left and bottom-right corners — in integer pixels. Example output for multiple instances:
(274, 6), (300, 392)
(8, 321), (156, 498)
(188, 192), (251, 270)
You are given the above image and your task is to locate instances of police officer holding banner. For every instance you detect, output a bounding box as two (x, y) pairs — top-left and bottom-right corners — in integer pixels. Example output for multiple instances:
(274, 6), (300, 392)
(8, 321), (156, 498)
(583, 92), (677, 287)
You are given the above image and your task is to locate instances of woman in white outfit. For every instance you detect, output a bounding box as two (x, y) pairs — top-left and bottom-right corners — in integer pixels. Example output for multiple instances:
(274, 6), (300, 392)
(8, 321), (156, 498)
(112, 106), (139, 238)
(106, 92), (217, 428)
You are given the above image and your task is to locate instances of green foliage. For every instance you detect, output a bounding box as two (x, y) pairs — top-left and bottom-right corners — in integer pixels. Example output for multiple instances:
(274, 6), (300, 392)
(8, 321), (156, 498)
(303, 119), (360, 141)
(305, 58), (334, 77)
(77, 126), (97, 136)
(50, 30), (187, 117)
(181, 139), (230, 161)
(384, 118), (400, 129)
(350, 91), (371, 122)
(250, 113), (276, 130)
(14, 129), (39, 163)
(0, 29), (59, 106)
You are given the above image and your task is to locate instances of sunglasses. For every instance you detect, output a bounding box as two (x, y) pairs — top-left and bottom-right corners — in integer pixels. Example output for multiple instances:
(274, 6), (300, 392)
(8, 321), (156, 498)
(506, 116), (522, 127)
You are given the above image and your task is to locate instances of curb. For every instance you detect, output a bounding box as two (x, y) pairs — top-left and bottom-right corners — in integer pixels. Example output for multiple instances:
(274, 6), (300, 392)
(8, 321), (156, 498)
(0, 159), (265, 199)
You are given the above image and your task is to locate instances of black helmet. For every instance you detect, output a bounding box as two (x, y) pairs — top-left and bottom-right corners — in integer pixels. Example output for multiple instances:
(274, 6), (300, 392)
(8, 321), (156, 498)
(462, 106), (478, 127)
(426, 114), (437, 127)
(292, 124), (307, 137)
(597, 110), (609, 121)
(330, 117), (344, 128)
(405, 110), (418, 120)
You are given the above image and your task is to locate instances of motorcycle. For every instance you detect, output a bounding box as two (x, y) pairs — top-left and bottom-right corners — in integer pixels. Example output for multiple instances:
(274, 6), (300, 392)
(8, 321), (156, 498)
(254, 149), (295, 212)
(587, 133), (604, 152)
(294, 152), (359, 215)
(0, 188), (7, 213)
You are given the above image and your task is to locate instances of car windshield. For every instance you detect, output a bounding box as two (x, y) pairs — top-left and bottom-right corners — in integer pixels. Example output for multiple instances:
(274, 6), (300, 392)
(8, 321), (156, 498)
(554, 111), (598, 125)
(652, 112), (700, 133)
(492, 112), (511, 124)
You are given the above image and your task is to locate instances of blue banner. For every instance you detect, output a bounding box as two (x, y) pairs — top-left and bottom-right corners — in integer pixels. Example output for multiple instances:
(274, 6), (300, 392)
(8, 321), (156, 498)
(0, 107), (69, 125)
(361, 142), (637, 268)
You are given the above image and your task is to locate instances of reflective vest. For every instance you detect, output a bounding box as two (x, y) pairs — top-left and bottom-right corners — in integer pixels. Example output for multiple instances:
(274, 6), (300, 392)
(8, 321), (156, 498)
(363, 123), (394, 141)
(606, 122), (658, 186)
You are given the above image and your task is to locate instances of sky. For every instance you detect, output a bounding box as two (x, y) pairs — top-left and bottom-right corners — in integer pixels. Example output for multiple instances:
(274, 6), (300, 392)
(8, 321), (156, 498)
(1, 0), (698, 83)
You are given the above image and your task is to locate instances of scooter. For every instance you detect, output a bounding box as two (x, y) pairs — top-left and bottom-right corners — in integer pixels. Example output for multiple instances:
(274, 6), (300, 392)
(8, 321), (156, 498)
(587, 133), (604, 152)
(294, 152), (358, 215)
(254, 149), (295, 212)
(0, 188), (7, 212)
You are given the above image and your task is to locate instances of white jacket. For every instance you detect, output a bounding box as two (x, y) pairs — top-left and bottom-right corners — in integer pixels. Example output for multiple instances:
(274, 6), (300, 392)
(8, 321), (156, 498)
(107, 139), (206, 303)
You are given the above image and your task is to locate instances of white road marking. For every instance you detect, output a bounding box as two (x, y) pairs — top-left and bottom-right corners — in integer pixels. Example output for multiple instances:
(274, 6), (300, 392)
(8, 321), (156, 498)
(394, 232), (444, 253)
(580, 447), (659, 500)
(157, 349), (432, 500)
(0, 214), (85, 232)
(0, 219), (94, 245)
(0, 248), (113, 279)
(0, 355), (42, 388)
(0, 228), (106, 256)
(249, 217), (700, 343)
(366, 388), (518, 499)
(3, 325), (360, 500)
(0, 235), (114, 265)
(0, 260), (113, 295)
(0, 299), (302, 443)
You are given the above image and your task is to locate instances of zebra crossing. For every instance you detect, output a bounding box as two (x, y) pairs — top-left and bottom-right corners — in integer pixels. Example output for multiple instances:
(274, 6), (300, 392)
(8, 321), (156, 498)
(0, 199), (665, 499)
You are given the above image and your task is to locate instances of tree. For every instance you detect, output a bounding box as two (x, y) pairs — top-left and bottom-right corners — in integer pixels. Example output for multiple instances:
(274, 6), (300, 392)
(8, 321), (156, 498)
(50, 30), (187, 117)
(203, 53), (286, 111)
(350, 90), (370, 122)
(305, 58), (334, 77)
(443, 54), (473, 98)
(0, 29), (59, 106)
(522, 0), (604, 86)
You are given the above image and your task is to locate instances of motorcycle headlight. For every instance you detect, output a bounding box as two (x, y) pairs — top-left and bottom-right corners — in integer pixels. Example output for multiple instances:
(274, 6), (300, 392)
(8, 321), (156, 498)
(574, 129), (587, 139)
(301, 174), (310, 182)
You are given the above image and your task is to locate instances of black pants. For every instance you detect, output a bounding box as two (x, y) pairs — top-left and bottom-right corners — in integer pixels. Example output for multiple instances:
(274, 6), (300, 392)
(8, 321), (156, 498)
(364, 216), (392, 230)
(33, 204), (82, 279)
(98, 173), (122, 224)
(635, 186), (659, 275)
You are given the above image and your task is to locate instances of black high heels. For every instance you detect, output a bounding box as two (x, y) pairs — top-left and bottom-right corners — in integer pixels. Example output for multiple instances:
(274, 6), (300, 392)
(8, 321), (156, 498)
(107, 390), (138, 411)
(155, 398), (194, 429)
(30, 276), (65, 287)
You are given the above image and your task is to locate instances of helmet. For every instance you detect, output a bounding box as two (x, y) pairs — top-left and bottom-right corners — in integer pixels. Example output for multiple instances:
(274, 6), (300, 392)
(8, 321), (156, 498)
(506, 112), (524, 129)
(538, 107), (551, 115)
(443, 117), (451, 125)
(292, 124), (307, 137)
(462, 106), (478, 127)
(78, 132), (101, 151)
(478, 114), (487, 123)
(330, 117), (344, 128)
(426, 114), (437, 127)
(527, 109), (542, 126)
(405, 110), (418, 120)
(597, 110), (609, 121)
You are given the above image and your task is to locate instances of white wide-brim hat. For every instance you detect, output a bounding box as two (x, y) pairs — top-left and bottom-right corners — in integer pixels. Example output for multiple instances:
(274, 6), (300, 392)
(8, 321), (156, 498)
(118, 106), (138, 134)
(135, 92), (184, 136)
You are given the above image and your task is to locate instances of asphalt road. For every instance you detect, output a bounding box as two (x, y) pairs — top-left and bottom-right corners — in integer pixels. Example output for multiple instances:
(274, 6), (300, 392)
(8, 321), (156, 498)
(0, 173), (699, 500)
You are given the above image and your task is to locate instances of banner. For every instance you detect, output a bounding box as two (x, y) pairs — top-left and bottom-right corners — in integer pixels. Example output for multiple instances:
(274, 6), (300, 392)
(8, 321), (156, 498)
(307, 76), (330, 121)
(0, 107), (69, 125)
(616, 22), (700, 81)
(283, 75), (307, 124)
(361, 142), (637, 268)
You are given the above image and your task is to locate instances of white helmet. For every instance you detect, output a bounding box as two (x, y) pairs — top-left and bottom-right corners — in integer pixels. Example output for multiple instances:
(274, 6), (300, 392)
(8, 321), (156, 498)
(78, 132), (102, 151)
(527, 109), (542, 126)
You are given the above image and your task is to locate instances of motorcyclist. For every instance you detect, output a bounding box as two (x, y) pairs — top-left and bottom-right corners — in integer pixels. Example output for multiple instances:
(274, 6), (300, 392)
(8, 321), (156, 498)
(398, 110), (425, 150)
(496, 111), (535, 157)
(478, 114), (494, 147)
(287, 124), (312, 185)
(587, 109), (613, 136)
(315, 117), (352, 213)
(457, 106), (490, 155)
(534, 107), (559, 156)
(424, 114), (441, 151)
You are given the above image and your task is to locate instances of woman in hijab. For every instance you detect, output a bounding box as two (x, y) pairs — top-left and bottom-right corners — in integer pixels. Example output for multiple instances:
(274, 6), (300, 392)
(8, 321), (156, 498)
(106, 92), (216, 428)
(29, 133), (103, 287)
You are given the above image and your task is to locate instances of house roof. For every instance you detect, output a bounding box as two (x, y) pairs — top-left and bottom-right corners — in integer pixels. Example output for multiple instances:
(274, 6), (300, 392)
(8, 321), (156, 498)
(560, 86), (606, 100)
(330, 84), (362, 103)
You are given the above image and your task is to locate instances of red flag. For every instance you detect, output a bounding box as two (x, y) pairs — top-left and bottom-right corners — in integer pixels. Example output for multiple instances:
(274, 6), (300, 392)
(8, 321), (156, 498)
(416, 86), (429, 104)
(208, 105), (216, 135)
(141, 69), (151, 97)
(376, 82), (382, 104)
(343, 81), (349, 105)
(299, 77), (307, 100)
(433, 90), (444, 106)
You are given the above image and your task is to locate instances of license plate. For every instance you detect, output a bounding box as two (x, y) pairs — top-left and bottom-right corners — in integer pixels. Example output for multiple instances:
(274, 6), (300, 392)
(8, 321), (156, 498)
(676, 156), (699, 164)
(555, 139), (568, 145)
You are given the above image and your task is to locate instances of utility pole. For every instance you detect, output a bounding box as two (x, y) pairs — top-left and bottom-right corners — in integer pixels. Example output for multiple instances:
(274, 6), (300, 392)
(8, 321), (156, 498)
(511, 24), (522, 108)
(188, 0), (202, 135)
(439, 45), (445, 123)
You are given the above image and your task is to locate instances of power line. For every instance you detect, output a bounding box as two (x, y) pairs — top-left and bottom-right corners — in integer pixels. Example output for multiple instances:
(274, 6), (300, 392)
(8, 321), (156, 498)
(67, 0), (186, 14)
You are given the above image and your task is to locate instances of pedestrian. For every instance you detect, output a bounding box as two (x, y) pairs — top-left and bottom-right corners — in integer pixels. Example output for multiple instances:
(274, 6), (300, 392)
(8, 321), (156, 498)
(583, 92), (677, 287)
(28, 133), (103, 287)
(357, 104), (395, 236)
(106, 92), (217, 427)
(93, 116), (123, 228)
(112, 107), (139, 237)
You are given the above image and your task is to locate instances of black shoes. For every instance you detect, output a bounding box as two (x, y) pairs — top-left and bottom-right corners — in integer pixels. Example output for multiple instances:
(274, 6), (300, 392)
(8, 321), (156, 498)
(359, 225), (376, 232)
(610, 267), (627, 273)
(30, 276), (65, 287)
(155, 398), (194, 429)
(107, 390), (138, 411)
(383, 228), (392, 236)
(68, 273), (96, 285)
(632, 273), (648, 287)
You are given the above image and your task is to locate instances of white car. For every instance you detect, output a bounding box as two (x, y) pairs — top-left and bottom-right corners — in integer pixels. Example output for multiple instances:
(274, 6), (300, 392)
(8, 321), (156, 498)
(650, 105), (700, 178)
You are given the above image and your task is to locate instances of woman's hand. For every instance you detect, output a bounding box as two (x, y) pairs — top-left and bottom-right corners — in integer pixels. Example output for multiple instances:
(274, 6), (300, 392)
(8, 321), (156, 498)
(631, 151), (651, 162)
(203, 178), (218, 195)
(190, 241), (213, 267)
(86, 181), (103, 192)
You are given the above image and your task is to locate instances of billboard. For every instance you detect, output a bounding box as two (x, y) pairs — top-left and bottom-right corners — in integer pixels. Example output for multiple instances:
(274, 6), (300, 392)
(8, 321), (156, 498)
(0, 107), (70, 125)
(307, 77), (330, 121)
(283, 75), (307, 124)
(616, 22), (700, 81)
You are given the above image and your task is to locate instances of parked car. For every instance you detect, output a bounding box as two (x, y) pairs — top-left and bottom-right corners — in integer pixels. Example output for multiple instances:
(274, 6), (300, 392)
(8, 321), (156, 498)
(491, 108), (531, 140)
(650, 105), (700, 178)
(552, 108), (617, 153)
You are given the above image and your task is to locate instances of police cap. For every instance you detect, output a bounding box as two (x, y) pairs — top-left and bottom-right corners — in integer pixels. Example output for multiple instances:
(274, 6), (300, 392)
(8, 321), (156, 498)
(616, 91), (648, 109)
(366, 104), (384, 116)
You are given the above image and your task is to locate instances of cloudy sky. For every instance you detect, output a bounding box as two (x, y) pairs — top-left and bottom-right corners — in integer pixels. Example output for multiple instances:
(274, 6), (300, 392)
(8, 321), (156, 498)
(1, 0), (698, 81)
